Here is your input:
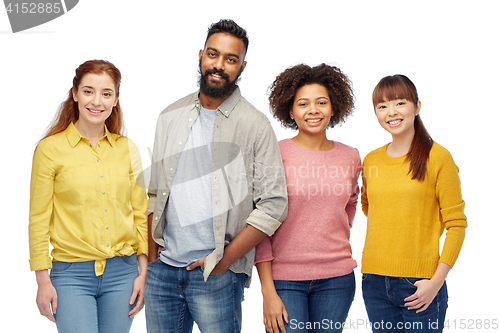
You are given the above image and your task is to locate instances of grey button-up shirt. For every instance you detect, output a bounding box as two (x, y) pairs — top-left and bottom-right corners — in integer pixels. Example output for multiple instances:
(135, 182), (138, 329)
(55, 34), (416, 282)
(147, 87), (288, 285)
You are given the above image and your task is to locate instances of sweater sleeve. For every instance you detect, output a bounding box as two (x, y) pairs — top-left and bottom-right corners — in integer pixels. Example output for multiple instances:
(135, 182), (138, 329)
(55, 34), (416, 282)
(254, 236), (274, 264)
(346, 150), (362, 227)
(434, 147), (467, 268)
(361, 160), (369, 217)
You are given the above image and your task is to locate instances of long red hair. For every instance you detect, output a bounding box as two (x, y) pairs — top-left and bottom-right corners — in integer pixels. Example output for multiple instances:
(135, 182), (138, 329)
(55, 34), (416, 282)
(372, 75), (433, 181)
(43, 60), (124, 139)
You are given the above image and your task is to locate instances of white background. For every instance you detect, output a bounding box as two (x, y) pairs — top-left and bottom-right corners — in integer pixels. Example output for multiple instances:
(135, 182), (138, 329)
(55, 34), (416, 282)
(1, 0), (498, 332)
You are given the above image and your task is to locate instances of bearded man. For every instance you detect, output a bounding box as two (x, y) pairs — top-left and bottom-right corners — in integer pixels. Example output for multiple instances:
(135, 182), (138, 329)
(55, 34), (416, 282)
(144, 19), (288, 333)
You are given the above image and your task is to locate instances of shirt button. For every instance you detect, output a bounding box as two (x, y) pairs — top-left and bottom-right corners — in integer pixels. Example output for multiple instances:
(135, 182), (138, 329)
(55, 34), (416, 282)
(170, 168), (174, 172)
(196, 103), (199, 108)
(90, 144), (92, 147)
(178, 142), (182, 146)
(105, 226), (109, 230)
(104, 208), (107, 212)
(98, 145), (101, 148)
(188, 118), (193, 122)
(163, 192), (167, 196)
(102, 191), (105, 195)
(100, 175), (103, 178)
(224, 110), (228, 114)
(155, 217), (158, 221)
(106, 244), (109, 247)
(97, 159), (100, 162)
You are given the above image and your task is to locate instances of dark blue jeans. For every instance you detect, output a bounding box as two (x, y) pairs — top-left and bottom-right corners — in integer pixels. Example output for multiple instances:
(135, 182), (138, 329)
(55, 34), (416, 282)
(274, 271), (355, 332)
(144, 259), (245, 333)
(362, 274), (448, 333)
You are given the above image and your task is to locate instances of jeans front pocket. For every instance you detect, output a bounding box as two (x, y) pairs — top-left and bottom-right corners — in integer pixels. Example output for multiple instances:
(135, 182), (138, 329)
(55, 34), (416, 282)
(403, 277), (423, 289)
(118, 254), (138, 267)
(50, 261), (74, 274)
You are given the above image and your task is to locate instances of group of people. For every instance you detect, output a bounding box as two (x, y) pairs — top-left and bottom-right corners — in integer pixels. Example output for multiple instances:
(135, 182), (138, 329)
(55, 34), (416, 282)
(29, 19), (467, 333)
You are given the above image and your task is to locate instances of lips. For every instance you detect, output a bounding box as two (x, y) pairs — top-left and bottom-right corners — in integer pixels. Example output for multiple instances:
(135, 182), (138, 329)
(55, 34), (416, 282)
(305, 118), (322, 123)
(87, 108), (104, 114)
(387, 119), (402, 126)
(204, 69), (230, 81)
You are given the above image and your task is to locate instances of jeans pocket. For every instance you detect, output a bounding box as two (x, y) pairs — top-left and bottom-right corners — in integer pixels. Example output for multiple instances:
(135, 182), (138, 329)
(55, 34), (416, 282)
(403, 277), (422, 288)
(361, 273), (369, 281)
(200, 266), (228, 277)
(50, 261), (73, 274)
(118, 254), (138, 267)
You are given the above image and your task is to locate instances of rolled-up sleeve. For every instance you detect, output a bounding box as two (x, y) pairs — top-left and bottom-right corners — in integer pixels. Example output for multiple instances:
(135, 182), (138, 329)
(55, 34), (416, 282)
(247, 121), (288, 236)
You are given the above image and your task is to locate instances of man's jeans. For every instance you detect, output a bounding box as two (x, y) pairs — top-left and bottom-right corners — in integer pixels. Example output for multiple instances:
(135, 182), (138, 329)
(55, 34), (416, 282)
(362, 274), (448, 333)
(50, 255), (138, 333)
(273, 271), (356, 332)
(145, 259), (245, 333)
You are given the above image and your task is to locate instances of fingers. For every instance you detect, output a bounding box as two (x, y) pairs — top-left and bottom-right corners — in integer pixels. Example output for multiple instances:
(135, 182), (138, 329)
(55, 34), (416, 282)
(186, 258), (204, 271)
(264, 314), (287, 333)
(282, 306), (289, 324)
(128, 293), (145, 318)
(37, 300), (56, 322)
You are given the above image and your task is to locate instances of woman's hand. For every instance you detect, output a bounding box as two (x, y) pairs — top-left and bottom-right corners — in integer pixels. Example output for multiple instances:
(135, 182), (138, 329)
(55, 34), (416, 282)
(404, 279), (442, 313)
(129, 254), (148, 317)
(404, 262), (451, 313)
(35, 270), (57, 322)
(263, 292), (288, 333)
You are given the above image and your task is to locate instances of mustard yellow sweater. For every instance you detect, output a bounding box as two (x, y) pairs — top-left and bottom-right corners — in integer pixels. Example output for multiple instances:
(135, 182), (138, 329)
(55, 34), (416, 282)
(361, 142), (467, 278)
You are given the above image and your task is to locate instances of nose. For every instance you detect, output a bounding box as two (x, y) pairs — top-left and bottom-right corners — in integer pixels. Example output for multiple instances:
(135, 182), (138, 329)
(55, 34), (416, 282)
(387, 105), (398, 116)
(92, 93), (102, 106)
(214, 56), (225, 71)
(308, 105), (319, 114)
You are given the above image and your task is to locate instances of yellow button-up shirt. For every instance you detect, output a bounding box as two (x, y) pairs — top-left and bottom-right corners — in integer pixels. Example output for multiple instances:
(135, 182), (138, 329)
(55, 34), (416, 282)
(29, 123), (148, 275)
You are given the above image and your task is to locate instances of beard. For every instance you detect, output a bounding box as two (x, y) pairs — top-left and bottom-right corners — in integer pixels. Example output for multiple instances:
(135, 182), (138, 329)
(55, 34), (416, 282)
(198, 63), (242, 99)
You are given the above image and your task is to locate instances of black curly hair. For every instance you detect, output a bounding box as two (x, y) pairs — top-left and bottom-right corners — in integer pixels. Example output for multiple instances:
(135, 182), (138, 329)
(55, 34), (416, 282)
(268, 63), (355, 130)
(205, 19), (249, 54)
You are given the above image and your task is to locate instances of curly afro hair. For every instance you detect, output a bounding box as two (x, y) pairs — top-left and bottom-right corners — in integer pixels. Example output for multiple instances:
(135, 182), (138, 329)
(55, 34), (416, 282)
(268, 63), (355, 130)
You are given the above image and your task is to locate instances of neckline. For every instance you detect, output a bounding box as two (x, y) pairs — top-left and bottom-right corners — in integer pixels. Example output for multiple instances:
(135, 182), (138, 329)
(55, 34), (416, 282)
(287, 138), (336, 152)
(379, 143), (407, 164)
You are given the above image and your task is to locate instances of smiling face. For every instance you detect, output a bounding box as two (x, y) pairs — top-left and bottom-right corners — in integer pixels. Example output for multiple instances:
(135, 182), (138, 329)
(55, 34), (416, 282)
(290, 83), (333, 137)
(198, 32), (247, 100)
(72, 73), (118, 129)
(375, 98), (421, 138)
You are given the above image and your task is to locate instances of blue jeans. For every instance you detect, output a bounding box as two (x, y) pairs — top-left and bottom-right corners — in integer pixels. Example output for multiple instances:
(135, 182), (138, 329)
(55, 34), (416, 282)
(50, 255), (139, 333)
(144, 259), (245, 333)
(362, 274), (448, 333)
(273, 271), (355, 333)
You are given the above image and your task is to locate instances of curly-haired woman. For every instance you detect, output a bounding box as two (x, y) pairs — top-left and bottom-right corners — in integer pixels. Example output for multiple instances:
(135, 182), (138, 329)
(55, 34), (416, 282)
(255, 63), (361, 333)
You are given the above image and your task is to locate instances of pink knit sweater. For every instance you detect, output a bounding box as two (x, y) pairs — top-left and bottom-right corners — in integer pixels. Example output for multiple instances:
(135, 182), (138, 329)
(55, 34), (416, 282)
(255, 139), (361, 280)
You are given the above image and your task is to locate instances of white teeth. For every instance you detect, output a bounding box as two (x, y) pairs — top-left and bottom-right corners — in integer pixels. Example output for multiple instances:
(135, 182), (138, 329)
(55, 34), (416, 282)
(88, 109), (102, 113)
(389, 120), (402, 125)
(306, 119), (321, 123)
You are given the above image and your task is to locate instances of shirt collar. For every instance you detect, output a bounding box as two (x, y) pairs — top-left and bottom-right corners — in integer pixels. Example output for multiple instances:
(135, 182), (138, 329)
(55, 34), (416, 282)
(65, 122), (115, 148)
(196, 86), (241, 118)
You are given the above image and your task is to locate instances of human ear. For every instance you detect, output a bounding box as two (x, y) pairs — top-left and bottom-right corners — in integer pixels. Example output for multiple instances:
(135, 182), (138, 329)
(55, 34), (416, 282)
(415, 100), (421, 116)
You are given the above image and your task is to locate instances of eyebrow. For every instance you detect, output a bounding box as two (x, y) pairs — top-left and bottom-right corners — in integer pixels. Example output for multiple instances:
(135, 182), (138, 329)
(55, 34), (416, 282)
(81, 85), (115, 92)
(206, 47), (240, 60)
(296, 96), (329, 101)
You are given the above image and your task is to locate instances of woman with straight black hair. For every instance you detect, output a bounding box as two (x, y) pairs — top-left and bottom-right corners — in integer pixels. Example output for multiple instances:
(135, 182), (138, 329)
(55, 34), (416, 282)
(361, 74), (467, 333)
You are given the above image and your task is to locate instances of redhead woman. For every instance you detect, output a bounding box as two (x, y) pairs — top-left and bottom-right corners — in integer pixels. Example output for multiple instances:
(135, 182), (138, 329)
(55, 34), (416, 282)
(29, 60), (148, 333)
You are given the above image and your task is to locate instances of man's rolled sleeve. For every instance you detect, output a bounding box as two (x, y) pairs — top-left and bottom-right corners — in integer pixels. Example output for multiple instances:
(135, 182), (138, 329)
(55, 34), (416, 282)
(249, 121), (288, 236)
